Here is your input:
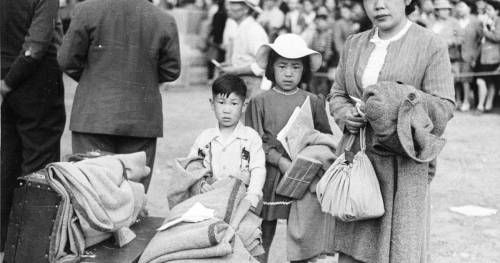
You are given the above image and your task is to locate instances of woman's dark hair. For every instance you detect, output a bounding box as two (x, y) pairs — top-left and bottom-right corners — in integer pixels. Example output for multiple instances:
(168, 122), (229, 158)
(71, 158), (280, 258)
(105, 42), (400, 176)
(405, 0), (419, 15)
(264, 50), (312, 85)
(212, 74), (247, 99)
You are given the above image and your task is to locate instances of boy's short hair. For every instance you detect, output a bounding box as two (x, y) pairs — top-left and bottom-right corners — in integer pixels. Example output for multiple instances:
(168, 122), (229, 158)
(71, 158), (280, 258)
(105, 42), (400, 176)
(264, 50), (312, 85)
(212, 74), (247, 99)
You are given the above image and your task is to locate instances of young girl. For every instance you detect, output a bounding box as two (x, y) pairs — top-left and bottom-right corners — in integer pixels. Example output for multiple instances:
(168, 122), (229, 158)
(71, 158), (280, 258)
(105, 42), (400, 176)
(245, 34), (332, 263)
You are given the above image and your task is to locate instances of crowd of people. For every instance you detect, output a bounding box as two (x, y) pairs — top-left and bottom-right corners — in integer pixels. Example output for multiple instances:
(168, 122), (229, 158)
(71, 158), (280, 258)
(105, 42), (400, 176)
(0, 0), (496, 262)
(192, 0), (500, 112)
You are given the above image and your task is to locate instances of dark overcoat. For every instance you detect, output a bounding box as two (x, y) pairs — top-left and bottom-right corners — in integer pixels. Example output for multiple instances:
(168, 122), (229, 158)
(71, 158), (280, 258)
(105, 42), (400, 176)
(58, 0), (181, 138)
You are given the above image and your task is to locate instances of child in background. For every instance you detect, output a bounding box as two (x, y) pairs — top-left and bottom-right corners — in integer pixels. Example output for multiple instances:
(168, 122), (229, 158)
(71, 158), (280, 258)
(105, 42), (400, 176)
(309, 13), (336, 99)
(245, 34), (332, 263)
(188, 74), (266, 208)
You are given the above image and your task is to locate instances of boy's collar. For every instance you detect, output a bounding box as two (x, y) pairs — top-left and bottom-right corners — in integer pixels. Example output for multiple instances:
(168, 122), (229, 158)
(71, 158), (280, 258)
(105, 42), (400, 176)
(212, 122), (247, 143)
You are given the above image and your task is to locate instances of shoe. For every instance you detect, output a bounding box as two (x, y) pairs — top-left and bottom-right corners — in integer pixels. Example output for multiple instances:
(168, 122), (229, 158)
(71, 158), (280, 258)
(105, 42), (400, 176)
(460, 103), (470, 112)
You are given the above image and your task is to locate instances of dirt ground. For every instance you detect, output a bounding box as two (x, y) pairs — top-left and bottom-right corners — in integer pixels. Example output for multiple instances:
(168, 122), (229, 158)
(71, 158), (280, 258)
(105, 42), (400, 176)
(61, 76), (500, 263)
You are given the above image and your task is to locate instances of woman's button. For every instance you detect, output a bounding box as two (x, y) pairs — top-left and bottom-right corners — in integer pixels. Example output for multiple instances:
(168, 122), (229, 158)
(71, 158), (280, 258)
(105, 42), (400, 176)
(408, 93), (416, 101)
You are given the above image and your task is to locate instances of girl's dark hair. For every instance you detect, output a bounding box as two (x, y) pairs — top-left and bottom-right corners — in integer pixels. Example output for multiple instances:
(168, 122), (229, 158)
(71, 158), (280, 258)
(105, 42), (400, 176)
(264, 50), (312, 85)
(212, 74), (247, 99)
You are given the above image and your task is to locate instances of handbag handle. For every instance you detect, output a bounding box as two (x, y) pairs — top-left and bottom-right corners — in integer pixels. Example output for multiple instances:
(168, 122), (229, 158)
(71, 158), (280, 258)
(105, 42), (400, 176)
(344, 127), (367, 153)
(359, 127), (366, 152)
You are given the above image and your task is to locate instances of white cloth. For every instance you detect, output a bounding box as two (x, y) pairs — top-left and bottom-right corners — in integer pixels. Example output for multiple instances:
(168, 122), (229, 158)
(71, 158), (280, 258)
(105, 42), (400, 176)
(458, 17), (470, 29)
(188, 122), (266, 199)
(362, 20), (412, 88)
(227, 16), (269, 76)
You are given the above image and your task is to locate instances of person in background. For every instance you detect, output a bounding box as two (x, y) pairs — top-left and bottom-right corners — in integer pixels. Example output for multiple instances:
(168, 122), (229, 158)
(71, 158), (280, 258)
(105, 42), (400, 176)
(1, 0), (66, 252)
(333, 4), (355, 58)
(455, 0), (482, 111)
(350, 1), (372, 32)
(58, 0), (181, 192)
(476, 0), (500, 113)
(219, 0), (269, 98)
(419, 0), (435, 27)
(330, 0), (455, 261)
(302, 0), (317, 26)
(285, 0), (307, 34)
(207, 0), (228, 80)
(309, 13), (335, 98)
(258, 0), (286, 42)
(431, 0), (463, 107)
(321, 0), (337, 27)
(188, 74), (266, 209)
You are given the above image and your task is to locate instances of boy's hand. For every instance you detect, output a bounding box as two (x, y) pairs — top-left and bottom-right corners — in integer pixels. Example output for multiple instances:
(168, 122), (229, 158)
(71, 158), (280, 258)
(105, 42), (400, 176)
(244, 193), (261, 208)
(277, 157), (292, 174)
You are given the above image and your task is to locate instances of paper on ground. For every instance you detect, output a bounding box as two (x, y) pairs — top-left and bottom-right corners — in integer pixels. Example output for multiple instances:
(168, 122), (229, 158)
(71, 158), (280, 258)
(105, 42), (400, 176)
(449, 205), (497, 217)
(157, 202), (215, 231)
(277, 96), (314, 160)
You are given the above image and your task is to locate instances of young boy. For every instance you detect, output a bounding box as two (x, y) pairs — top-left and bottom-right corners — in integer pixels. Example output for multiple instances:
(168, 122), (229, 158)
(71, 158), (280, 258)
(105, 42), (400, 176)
(188, 74), (266, 208)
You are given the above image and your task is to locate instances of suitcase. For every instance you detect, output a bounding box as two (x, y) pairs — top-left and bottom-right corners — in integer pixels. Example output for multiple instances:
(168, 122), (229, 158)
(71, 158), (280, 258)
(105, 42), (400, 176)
(4, 170), (162, 263)
(4, 171), (59, 263)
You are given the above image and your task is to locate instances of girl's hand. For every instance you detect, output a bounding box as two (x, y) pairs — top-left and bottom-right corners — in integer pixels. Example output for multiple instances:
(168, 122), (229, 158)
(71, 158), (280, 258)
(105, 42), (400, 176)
(278, 157), (292, 174)
(200, 181), (215, 193)
(345, 107), (366, 135)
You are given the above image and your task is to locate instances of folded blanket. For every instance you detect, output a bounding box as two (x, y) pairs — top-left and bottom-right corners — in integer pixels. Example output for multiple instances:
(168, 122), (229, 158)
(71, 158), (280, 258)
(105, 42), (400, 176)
(168, 235), (258, 263)
(287, 132), (337, 261)
(140, 178), (263, 263)
(166, 157), (212, 208)
(46, 152), (149, 262)
(236, 212), (264, 257)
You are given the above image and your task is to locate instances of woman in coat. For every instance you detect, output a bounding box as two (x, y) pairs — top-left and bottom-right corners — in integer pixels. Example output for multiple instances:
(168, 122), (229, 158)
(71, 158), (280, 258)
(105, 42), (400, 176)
(329, 0), (455, 262)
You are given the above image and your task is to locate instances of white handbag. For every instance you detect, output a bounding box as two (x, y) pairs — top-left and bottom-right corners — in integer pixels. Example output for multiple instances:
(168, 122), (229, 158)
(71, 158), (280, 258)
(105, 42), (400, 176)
(316, 128), (384, 222)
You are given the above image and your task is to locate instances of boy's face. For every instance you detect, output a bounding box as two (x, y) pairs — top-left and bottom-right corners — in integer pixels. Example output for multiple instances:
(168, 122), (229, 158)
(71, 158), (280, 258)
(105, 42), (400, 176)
(210, 92), (245, 129)
(315, 17), (328, 30)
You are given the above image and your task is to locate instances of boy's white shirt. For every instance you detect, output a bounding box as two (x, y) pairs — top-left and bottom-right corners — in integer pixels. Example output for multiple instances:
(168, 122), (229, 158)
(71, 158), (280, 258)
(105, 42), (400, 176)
(188, 122), (266, 206)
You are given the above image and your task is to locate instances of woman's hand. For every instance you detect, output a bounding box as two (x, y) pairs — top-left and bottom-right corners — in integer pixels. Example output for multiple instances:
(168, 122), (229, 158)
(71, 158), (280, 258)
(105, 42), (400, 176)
(345, 107), (366, 134)
(277, 157), (292, 174)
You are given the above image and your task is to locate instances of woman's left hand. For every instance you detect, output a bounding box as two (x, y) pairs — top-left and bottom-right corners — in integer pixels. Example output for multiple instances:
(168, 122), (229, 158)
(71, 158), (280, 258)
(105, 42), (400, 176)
(345, 107), (367, 134)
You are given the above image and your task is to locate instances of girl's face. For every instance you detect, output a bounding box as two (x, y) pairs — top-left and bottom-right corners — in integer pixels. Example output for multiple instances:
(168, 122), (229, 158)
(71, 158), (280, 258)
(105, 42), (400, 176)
(273, 57), (304, 91)
(363, 0), (411, 36)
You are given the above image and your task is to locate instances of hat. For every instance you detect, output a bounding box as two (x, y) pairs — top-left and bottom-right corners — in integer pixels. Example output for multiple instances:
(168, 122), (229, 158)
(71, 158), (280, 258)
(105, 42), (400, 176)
(229, 0), (263, 13)
(255, 34), (323, 72)
(433, 0), (452, 9)
(362, 81), (448, 163)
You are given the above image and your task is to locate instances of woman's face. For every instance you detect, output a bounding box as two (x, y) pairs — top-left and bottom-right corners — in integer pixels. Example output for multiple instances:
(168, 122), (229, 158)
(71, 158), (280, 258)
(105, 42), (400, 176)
(325, 0), (336, 10)
(435, 8), (451, 19)
(340, 6), (352, 19)
(273, 57), (304, 91)
(304, 1), (315, 13)
(363, 0), (411, 34)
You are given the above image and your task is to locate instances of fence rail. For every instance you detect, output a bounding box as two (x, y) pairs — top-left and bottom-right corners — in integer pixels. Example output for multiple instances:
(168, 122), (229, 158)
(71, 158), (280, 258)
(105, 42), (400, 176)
(313, 70), (500, 79)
